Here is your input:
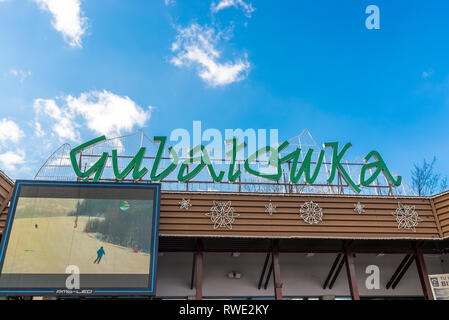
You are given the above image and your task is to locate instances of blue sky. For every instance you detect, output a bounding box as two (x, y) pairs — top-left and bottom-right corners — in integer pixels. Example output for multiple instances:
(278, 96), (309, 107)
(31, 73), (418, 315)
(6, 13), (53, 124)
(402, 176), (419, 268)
(0, 0), (448, 189)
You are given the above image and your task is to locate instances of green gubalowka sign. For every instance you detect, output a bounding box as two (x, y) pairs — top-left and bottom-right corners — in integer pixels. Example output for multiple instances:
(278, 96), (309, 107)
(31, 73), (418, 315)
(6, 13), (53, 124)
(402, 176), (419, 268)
(70, 136), (402, 194)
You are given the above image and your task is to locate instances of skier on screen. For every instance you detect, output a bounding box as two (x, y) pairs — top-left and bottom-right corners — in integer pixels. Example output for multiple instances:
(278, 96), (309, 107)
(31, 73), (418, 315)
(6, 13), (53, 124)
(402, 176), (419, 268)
(93, 246), (106, 264)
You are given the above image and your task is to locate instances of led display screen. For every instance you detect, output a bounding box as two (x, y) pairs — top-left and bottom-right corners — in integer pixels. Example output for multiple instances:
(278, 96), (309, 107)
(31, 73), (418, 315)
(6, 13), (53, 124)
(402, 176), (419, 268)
(0, 181), (160, 296)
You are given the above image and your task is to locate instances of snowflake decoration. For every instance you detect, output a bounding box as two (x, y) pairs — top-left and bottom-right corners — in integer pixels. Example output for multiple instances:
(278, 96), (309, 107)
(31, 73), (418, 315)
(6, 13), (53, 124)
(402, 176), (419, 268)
(265, 201), (276, 215)
(392, 203), (422, 232)
(300, 201), (323, 224)
(354, 202), (365, 214)
(179, 198), (192, 210)
(206, 201), (239, 230)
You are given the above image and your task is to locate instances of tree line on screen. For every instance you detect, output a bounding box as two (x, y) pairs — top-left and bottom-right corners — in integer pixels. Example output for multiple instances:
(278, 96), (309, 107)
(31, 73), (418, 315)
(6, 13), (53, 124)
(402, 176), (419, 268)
(69, 199), (152, 253)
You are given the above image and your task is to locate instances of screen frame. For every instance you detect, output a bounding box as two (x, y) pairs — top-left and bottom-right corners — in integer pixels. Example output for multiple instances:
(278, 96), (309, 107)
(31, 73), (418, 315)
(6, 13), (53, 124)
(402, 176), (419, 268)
(0, 180), (161, 296)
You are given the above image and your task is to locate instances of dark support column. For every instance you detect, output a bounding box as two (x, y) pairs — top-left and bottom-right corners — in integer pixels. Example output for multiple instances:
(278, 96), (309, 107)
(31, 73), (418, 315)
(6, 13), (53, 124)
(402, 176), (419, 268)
(344, 241), (360, 300)
(415, 244), (434, 300)
(323, 253), (342, 289)
(258, 253), (271, 290)
(386, 254), (412, 289)
(195, 239), (203, 300)
(272, 240), (282, 300)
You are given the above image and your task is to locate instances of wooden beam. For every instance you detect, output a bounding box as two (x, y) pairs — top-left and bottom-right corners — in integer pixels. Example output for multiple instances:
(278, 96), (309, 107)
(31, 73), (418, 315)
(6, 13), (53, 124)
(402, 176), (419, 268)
(195, 239), (203, 300)
(258, 253), (271, 290)
(391, 254), (415, 289)
(263, 263), (273, 290)
(415, 244), (434, 300)
(272, 240), (282, 300)
(323, 253), (342, 289)
(386, 254), (412, 289)
(344, 241), (360, 300)
(329, 254), (345, 289)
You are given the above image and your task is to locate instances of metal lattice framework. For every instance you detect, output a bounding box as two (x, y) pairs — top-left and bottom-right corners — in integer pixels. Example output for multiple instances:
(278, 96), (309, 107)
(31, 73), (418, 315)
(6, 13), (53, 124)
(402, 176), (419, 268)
(34, 129), (417, 196)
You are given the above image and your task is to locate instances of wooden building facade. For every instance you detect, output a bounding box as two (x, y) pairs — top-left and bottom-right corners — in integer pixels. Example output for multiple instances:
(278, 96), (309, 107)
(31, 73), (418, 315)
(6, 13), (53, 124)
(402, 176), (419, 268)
(1, 172), (448, 300)
(156, 191), (449, 300)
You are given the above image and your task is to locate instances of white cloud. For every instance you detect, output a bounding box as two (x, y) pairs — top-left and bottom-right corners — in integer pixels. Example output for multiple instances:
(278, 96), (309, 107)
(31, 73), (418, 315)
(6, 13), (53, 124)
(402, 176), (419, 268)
(34, 98), (80, 141)
(170, 23), (250, 87)
(10, 69), (32, 83)
(0, 150), (25, 172)
(66, 90), (152, 138)
(33, 90), (152, 142)
(34, 0), (87, 48)
(0, 118), (24, 144)
(211, 0), (255, 17)
(164, 0), (175, 6)
(34, 121), (45, 137)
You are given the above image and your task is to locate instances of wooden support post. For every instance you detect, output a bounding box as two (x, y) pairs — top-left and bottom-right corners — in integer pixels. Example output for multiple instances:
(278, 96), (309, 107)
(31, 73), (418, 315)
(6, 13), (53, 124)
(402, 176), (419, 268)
(195, 239), (203, 300)
(415, 244), (434, 300)
(323, 253), (342, 289)
(344, 241), (360, 300)
(272, 240), (282, 300)
(258, 253), (271, 290)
